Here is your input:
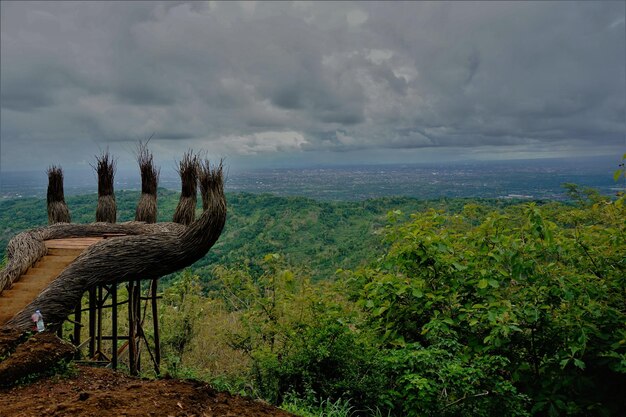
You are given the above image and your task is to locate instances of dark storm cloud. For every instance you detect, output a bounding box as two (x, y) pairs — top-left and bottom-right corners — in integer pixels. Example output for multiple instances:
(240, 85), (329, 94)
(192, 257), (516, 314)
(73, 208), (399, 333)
(1, 1), (624, 171)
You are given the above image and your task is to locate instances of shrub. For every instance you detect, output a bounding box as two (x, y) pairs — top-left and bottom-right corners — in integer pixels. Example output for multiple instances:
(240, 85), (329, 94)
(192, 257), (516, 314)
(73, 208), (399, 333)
(348, 197), (626, 416)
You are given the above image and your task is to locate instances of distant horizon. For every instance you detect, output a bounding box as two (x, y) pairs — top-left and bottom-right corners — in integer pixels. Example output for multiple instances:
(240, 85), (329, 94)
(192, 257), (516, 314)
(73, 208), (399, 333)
(1, 154), (621, 202)
(1, 152), (621, 174)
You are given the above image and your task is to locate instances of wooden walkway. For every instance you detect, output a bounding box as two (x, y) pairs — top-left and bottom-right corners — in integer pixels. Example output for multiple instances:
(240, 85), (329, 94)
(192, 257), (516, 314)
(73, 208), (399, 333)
(0, 237), (104, 326)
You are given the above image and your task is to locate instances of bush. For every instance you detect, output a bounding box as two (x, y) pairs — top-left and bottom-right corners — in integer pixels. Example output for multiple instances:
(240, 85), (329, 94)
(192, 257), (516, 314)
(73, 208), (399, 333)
(382, 339), (529, 417)
(214, 255), (386, 410)
(347, 197), (626, 416)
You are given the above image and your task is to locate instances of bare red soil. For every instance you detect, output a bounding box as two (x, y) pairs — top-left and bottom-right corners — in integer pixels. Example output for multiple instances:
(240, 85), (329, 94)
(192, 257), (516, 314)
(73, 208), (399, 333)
(0, 366), (295, 417)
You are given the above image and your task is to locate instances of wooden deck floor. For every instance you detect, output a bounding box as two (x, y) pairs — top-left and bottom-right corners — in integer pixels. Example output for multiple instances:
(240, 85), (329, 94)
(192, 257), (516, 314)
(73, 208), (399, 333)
(0, 237), (104, 326)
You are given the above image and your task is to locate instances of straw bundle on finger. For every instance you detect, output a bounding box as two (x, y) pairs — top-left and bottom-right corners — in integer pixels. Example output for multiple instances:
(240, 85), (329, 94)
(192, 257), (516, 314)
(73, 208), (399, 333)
(136, 193), (157, 223)
(135, 141), (160, 223)
(96, 195), (116, 223)
(46, 166), (71, 224)
(48, 201), (71, 225)
(172, 150), (199, 225)
(199, 158), (224, 211)
(93, 150), (117, 223)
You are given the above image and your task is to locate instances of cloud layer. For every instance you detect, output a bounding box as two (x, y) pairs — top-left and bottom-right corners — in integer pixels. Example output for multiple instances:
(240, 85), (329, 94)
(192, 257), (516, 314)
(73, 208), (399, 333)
(1, 1), (624, 170)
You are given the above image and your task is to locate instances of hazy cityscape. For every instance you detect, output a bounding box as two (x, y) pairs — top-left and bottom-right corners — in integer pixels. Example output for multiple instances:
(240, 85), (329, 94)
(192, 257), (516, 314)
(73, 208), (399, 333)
(1, 156), (619, 202)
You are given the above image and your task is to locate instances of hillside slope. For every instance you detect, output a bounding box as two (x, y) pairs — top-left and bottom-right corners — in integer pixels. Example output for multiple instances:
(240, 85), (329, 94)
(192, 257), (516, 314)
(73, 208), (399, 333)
(0, 365), (294, 417)
(0, 191), (517, 281)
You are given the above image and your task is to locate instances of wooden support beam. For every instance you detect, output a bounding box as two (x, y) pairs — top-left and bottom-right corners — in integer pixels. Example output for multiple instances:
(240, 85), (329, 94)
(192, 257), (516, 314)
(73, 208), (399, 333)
(96, 285), (103, 358)
(128, 281), (137, 376)
(73, 301), (82, 349)
(62, 278), (161, 374)
(139, 295), (163, 301)
(115, 340), (130, 359)
(76, 338), (90, 351)
(137, 321), (158, 375)
(101, 335), (130, 341)
(80, 298), (128, 312)
(152, 278), (161, 375)
(111, 282), (118, 369)
(88, 288), (96, 358)
(134, 279), (141, 374)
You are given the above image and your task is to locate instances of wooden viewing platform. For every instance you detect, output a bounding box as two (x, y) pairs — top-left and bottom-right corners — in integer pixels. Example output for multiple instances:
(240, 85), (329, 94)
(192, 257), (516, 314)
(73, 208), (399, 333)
(0, 235), (160, 374)
(0, 149), (224, 387)
(0, 237), (103, 326)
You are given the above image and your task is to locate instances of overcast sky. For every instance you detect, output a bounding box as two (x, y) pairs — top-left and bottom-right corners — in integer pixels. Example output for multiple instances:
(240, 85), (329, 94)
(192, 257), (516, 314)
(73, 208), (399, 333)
(1, 1), (624, 173)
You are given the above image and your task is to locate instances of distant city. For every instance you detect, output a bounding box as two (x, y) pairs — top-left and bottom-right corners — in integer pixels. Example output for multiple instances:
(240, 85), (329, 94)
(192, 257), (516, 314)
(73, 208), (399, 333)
(0, 156), (622, 201)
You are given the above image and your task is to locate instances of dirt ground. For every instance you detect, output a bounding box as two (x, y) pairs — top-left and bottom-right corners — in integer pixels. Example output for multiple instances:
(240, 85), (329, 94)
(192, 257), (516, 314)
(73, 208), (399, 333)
(0, 365), (295, 417)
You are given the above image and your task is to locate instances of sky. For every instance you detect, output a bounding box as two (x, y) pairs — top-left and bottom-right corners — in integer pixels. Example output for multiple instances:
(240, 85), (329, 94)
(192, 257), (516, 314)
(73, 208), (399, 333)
(1, 1), (625, 174)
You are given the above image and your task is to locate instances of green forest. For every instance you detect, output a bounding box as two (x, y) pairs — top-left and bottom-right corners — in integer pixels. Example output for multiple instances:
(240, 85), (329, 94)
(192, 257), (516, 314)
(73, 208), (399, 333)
(1, 183), (625, 416)
(0, 189), (521, 282)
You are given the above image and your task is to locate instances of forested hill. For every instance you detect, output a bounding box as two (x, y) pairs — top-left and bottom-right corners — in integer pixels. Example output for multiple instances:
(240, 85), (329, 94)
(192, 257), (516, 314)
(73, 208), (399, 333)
(1, 190), (524, 281)
(2, 188), (625, 416)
